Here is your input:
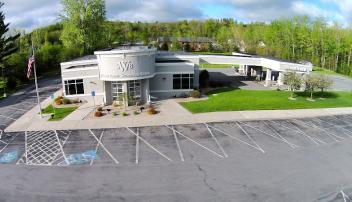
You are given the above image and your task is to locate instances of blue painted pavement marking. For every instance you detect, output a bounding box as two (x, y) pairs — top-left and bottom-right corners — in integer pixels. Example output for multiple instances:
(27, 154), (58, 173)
(67, 150), (98, 165)
(0, 151), (18, 164)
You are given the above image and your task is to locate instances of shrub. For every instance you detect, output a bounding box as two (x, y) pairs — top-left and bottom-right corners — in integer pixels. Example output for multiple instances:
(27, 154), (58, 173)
(97, 107), (103, 111)
(94, 111), (103, 117)
(121, 112), (128, 116)
(112, 112), (117, 116)
(62, 98), (71, 105)
(134, 111), (140, 115)
(147, 106), (157, 115)
(191, 90), (201, 98)
(55, 99), (62, 105)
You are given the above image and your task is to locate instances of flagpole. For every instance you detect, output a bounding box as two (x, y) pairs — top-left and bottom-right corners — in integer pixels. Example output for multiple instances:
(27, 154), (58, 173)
(31, 41), (43, 118)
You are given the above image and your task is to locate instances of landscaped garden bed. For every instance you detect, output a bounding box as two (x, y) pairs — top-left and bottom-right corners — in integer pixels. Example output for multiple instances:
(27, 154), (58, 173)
(180, 88), (352, 113)
(42, 104), (78, 121)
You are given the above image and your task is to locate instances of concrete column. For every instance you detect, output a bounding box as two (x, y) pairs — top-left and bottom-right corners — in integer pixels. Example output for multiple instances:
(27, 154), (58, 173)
(265, 68), (272, 86)
(277, 72), (284, 86)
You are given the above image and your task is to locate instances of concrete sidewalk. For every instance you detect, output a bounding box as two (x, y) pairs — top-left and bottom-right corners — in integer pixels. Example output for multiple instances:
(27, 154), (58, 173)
(5, 96), (352, 132)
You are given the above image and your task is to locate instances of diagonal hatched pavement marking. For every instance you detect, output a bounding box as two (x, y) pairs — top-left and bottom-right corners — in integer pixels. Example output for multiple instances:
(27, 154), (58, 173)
(17, 130), (70, 166)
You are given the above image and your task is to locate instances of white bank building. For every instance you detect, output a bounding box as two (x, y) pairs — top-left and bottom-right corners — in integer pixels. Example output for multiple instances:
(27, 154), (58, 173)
(60, 46), (312, 106)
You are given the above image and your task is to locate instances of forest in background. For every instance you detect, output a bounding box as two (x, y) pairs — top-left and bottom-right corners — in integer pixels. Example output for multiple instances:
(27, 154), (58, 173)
(3, 0), (352, 89)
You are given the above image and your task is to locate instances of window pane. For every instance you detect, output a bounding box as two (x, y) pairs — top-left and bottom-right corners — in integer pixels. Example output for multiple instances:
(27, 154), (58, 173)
(173, 78), (181, 89)
(76, 83), (84, 94)
(182, 78), (190, 89)
(190, 78), (194, 89)
(68, 80), (76, 84)
(173, 74), (181, 78)
(65, 85), (69, 95)
(68, 84), (76, 95)
(76, 79), (83, 83)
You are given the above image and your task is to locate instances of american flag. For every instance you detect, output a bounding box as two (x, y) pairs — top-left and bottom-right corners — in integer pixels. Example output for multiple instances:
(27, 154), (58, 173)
(27, 53), (35, 79)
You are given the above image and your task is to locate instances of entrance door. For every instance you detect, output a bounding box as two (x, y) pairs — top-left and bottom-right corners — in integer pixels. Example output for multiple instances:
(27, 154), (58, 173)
(128, 80), (141, 106)
(112, 81), (124, 102)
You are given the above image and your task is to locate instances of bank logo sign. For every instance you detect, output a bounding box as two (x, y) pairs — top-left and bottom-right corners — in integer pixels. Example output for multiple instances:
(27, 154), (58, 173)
(118, 60), (135, 72)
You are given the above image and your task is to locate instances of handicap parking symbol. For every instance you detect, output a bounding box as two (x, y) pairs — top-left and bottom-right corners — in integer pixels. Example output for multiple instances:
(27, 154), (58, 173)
(67, 150), (98, 165)
(0, 151), (18, 164)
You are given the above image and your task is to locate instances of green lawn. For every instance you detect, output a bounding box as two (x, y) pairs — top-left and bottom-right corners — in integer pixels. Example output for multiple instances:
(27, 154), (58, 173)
(201, 63), (240, 68)
(42, 104), (77, 121)
(181, 88), (352, 113)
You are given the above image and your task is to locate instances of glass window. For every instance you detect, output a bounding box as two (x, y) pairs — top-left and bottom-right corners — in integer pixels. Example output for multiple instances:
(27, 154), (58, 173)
(64, 79), (85, 95)
(173, 74), (194, 90)
(173, 75), (181, 89)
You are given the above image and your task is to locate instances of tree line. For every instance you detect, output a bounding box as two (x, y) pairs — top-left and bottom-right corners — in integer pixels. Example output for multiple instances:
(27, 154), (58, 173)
(1, 0), (352, 90)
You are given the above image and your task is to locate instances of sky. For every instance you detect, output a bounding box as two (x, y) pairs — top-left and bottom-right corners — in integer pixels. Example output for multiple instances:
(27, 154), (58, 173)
(2, 0), (352, 31)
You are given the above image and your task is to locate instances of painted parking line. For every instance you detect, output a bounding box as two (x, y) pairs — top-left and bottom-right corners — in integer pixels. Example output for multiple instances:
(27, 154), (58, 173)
(90, 130), (104, 166)
(204, 123), (228, 158)
(51, 131), (70, 166)
(6, 107), (27, 112)
(240, 121), (298, 149)
(235, 122), (266, 153)
(269, 120), (324, 146)
(135, 128), (140, 164)
(54, 130), (69, 165)
(314, 118), (352, 138)
(341, 190), (352, 202)
(19, 130), (70, 166)
(262, 121), (299, 149)
(293, 119), (343, 142)
(206, 123), (265, 153)
(127, 127), (172, 162)
(89, 129), (119, 164)
(0, 133), (20, 154)
(172, 126), (184, 162)
(0, 114), (16, 120)
(166, 125), (224, 158)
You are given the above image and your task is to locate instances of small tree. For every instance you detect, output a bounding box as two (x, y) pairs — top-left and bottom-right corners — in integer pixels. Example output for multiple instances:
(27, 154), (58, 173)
(283, 72), (302, 99)
(304, 74), (319, 100)
(316, 75), (333, 93)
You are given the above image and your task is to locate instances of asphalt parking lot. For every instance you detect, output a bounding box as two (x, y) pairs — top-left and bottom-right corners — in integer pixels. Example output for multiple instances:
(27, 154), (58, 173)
(1, 76), (352, 201)
(0, 76), (61, 133)
(0, 115), (352, 201)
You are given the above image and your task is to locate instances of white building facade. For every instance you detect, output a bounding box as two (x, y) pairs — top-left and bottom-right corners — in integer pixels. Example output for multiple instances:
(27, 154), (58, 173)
(60, 46), (312, 106)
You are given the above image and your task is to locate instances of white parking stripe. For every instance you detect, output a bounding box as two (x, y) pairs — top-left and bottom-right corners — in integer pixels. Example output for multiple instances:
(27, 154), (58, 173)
(204, 123), (228, 158)
(240, 121), (298, 149)
(236, 122), (266, 153)
(135, 128), (140, 164)
(172, 126), (184, 162)
(270, 121), (323, 146)
(6, 107), (27, 112)
(89, 129), (119, 164)
(166, 125), (224, 158)
(54, 130), (69, 165)
(314, 118), (352, 138)
(24, 131), (28, 164)
(207, 124), (265, 153)
(341, 190), (351, 202)
(0, 114), (16, 120)
(90, 130), (104, 166)
(127, 127), (172, 162)
(293, 119), (343, 142)
(0, 133), (20, 154)
(262, 121), (299, 149)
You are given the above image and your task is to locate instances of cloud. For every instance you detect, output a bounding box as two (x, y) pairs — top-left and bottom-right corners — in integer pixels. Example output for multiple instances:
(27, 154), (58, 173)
(1, 0), (350, 30)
